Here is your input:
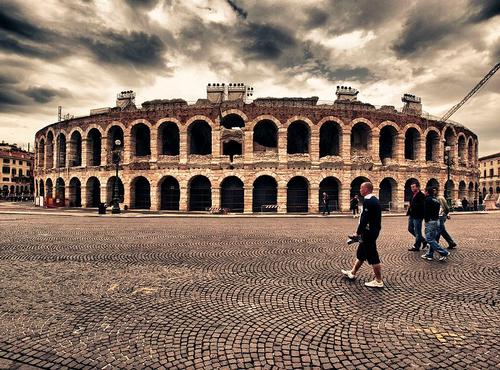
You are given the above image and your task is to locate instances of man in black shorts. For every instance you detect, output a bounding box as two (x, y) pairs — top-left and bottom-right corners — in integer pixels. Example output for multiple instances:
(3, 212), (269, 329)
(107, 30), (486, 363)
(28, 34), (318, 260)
(341, 181), (383, 288)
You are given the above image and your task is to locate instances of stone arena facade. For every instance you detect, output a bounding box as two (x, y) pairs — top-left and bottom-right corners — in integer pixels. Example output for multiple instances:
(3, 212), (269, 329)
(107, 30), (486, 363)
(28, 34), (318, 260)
(33, 85), (480, 213)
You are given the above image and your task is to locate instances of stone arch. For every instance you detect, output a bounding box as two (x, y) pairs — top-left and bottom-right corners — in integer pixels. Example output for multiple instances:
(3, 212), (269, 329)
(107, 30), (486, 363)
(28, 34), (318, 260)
(467, 137), (474, 165)
(86, 176), (101, 207)
(253, 119), (278, 153)
(319, 176), (341, 212)
(286, 176), (309, 213)
(220, 112), (246, 129)
(458, 180), (467, 200)
(158, 176), (180, 211)
(404, 126), (420, 160)
(426, 178), (440, 190)
(247, 115), (281, 131)
(350, 119), (373, 154)
(425, 128), (440, 161)
(284, 116), (314, 130)
(46, 178), (53, 198)
(188, 175), (212, 211)
(106, 125), (125, 162)
(39, 180), (45, 197)
(87, 128), (102, 166)
(404, 178), (420, 202)
(55, 177), (65, 204)
(457, 133), (467, 165)
(157, 120), (180, 156)
(319, 120), (342, 157)
(350, 176), (371, 198)
(220, 176), (244, 212)
(445, 179), (455, 201)
(287, 120), (310, 154)
(221, 109), (248, 122)
(130, 176), (151, 209)
(443, 125), (457, 164)
(68, 129), (83, 167)
(379, 177), (397, 211)
(38, 138), (45, 168)
(253, 175), (278, 212)
(106, 176), (124, 205)
(379, 124), (398, 161)
(131, 122), (151, 157)
(188, 120), (212, 155)
(45, 131), (54, 168)
(68, 177), (82, 207)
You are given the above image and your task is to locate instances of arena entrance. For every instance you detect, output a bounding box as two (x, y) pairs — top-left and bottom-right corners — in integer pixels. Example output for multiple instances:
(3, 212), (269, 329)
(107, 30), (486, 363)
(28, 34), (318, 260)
(160, 176), (180, 211)
(69, 177), (81, 207)
(319, 177), (340, 212)
(86, 177), (100, 207)
(131, 177), (151, 209)
(106, 176), (124, 205)
(404, 178), (419, 202)
(253, 176), (277, 212)
(220, 176), (244, 212)
(379, 178), (397, 211)
(286, 176), (308, 213)
(189, 176), (211, 211)
(350, 176), (370, 199)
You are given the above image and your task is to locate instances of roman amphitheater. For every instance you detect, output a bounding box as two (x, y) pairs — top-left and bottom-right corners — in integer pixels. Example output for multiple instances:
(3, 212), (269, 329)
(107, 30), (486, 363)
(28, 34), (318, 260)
(33, 84), (479, 213)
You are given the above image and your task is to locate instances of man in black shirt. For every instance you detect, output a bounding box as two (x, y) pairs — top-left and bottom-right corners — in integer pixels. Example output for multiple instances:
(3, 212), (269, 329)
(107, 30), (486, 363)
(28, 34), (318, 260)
(421, 186), (450, 261)
(342, 182), (384, 288)
(407, 180), (426, 251)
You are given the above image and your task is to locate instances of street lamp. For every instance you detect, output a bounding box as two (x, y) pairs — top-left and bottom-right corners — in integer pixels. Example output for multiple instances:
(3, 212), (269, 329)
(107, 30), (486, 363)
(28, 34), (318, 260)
(111, 139), (122, 214)
(444, 144), (452, 207)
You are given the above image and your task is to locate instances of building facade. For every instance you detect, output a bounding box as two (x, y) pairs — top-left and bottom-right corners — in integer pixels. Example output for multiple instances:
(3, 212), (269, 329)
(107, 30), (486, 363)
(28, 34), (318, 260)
(479, 152), (500, 201)
(0, 143), (34, 199)
(33, 85), (480, 213)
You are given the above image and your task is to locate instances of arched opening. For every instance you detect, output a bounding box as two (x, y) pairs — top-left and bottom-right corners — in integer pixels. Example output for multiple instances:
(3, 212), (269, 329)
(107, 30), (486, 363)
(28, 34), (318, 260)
(221, 113), (245, 129)
(319, 177), (340, 212)
(379, 178), (397, 211)
(482, 187), (487, 198)
(46, 178), (53, 198)
(56, 134), (66, 168)
(189, 120), (211, 155)
(69, 131), (82, 167)
(38, 139), (45, 168)
(87, 128), (102, 166)
(220, 176), (244, 212)
(253, 120), (278, 153)
(86, 177), (101, 207)
(46, 132), (54, 168)
(287, 121), (310, 154)
(39, 181), (45, 197)
(55, 178), (65, 204)
(350, 176), (370, 199)
(379, 125), (398, 161)
(404, 178), (419, 202)
(131, 176), (151, 209)
(443, 127), (456, 164)
(287, 176), (309, 213)
(158, 122), (179, 156)
(222, 140), (242, 161)
(488, 187), (494, 195)
(319, 121), (341, 157)
(131, 123), (151, 157)
(425, 131), (439, 161)
(467, 139), (474, 165)
(426, 178), (440, 191)
(404, 128), (419, 160)
(458, 135), (466, 165)
(106, 176), (124, 205)
(468, 181), (474, 200)
(160, 176), (180, 211)
(445, 180), (455, 201)
(252, 176), (278, 212)
(189, 175), (211, 211)
(458, 180), (467, 200)
(2, 185), (8, 198)
(351, 122), (370, 154)
(107, 126), (124, 163)
(497, 186), (500, 194)
(69, 177), (81, 207)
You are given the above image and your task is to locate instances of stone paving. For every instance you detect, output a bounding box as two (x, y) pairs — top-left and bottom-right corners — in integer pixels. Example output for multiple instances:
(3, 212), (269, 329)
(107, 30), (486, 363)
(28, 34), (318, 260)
(0, 212), (499, 369)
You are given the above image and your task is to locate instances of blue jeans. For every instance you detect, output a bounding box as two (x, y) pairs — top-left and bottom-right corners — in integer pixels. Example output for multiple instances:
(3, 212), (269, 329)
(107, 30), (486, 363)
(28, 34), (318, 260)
(425, 220), (448, 257)
(408, 217), (424, 248)
(437, 215), (455, 246)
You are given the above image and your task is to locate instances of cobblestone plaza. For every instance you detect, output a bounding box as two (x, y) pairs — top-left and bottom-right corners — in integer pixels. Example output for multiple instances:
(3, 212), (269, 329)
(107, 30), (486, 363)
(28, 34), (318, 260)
(0, 213), (498, 369)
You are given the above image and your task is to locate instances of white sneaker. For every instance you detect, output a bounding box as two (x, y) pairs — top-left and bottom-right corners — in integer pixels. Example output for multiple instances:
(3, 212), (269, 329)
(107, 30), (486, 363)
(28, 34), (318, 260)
(364, 279), (384, 288)
(341, 269), (356, 280)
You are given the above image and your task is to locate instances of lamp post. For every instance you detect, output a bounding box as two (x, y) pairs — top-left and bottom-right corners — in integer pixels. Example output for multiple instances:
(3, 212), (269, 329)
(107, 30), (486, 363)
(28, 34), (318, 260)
(111, 139), (122, 214)
(444, 145), (452, 207)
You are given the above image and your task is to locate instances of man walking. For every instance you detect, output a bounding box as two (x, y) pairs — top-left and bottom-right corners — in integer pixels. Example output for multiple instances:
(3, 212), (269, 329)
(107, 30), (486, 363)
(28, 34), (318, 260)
(407, 180), (426, 251)
(421, 186), (450, 261)
(322, 192), (330, 215)
(436, 189), (457, 249)
(341, 182), (384, 288)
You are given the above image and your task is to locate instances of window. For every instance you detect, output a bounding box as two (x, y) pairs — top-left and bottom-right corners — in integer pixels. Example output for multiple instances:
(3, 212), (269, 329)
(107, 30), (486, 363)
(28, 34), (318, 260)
(2, 167), (9, 174)
(19, 169), (23, 176)
(27, 170), (31, 177)
(12, 159), (16, 164)
(3, 158), (9, 163)
(2, 178), (9, 182)
(483, 170), (486, 178)
(11, 168), (16, 176)
(490, 169), (494, 177)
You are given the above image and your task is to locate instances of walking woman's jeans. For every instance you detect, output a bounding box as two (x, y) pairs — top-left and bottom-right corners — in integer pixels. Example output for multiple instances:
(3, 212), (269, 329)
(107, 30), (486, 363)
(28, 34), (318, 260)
(408, 217), (424, 248)
(425, 220), (448, 257)
(437, 215), (455, 246)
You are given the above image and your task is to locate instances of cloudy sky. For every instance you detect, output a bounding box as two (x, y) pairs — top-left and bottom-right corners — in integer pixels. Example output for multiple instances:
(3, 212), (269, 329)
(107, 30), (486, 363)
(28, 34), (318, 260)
(0, 0), (499, 155)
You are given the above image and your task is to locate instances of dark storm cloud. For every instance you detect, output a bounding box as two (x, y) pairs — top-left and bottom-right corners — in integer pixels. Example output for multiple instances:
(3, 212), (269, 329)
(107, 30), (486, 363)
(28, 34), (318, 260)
(239, 23), (296, 60)
(79, 30), (167, 68)
(305, 8), (329, 29)
(226, 0), (248, 19)
(468, 0), (500, 23)
(124, 0), (160, 10)
(24, 86), (70, 104)
(0, 2), (52, 42)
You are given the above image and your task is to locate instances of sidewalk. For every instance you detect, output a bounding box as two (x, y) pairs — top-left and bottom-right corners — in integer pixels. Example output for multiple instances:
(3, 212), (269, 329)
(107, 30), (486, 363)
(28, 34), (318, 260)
(0, 201), (494, 218)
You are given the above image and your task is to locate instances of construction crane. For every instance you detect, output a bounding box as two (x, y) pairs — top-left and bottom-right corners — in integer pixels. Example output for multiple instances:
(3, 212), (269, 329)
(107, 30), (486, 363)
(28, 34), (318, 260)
(440, 62), (500, 122)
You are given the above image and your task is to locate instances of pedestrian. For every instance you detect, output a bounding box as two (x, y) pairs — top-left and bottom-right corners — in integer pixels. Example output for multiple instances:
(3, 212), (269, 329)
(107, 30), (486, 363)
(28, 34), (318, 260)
(341, 182), (384, 288)
(436, 190), (457, 249)
(350, 194), (359, 218)
(462, 197), (469, 211)
(421, 186), (450, 261)
(407, 180), (426, 251)
(322, 192), (330, 215)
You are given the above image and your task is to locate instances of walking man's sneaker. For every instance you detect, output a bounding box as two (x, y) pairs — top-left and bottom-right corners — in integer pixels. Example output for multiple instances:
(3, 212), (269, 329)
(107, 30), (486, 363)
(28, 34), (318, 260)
(341, 269), (356, 280)
(364, 280), (384, 288)
(421, 254), (433, 261)
(447, 243), (457, 249)
(408, 246), (420, 251)
(439, 252), (450, 262)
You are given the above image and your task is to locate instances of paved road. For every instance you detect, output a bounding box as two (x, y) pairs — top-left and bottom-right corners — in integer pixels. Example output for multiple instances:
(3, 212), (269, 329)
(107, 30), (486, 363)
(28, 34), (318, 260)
(0, 213), (499, 369)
